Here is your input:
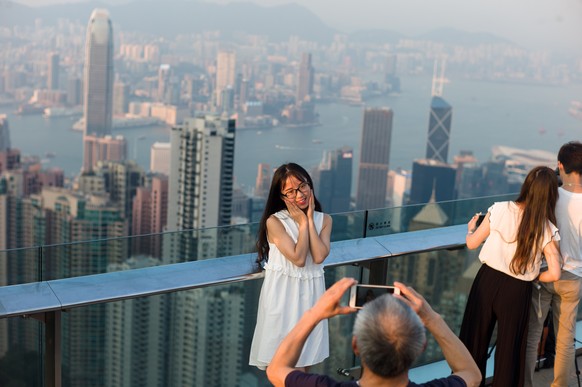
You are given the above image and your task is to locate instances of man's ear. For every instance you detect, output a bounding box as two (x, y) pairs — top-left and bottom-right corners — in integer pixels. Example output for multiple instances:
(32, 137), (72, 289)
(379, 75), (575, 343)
(352, 336), (359, 356)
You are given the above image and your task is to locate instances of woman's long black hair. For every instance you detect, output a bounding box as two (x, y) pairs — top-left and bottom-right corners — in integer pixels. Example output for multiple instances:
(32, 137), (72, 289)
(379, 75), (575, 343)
(256, 163), (322, 264)
(510, 166), (558, 275)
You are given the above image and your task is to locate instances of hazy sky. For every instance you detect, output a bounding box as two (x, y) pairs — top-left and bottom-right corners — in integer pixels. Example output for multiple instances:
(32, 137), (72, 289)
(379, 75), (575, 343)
(209, 0), (582, 52)
(13, 0), (582, 52)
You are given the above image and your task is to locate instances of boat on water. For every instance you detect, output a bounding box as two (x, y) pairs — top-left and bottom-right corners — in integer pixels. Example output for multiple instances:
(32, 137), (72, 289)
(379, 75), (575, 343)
(15, 104), (44, 115)
(569, 100), (582, 121)
(43, 107), (83, 118)
(72, 116), (163, 131)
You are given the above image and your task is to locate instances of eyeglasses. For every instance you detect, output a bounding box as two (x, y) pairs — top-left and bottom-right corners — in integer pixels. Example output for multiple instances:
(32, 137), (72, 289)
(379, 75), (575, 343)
(281, 182), (310, 199)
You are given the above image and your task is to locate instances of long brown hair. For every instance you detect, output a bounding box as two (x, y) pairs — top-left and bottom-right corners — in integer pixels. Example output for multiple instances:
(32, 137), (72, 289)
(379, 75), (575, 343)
(510, 166), (558, 275)
(256, 163), (322, 264)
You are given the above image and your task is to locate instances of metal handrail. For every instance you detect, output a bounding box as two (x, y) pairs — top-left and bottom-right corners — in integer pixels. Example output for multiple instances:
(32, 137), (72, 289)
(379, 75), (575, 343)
(0, 224), (467, 319)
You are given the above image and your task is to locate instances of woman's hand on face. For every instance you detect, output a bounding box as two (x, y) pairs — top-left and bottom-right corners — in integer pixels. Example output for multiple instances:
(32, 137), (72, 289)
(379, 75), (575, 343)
(285, 197), (307, 226)
(307, 188), (315, 220)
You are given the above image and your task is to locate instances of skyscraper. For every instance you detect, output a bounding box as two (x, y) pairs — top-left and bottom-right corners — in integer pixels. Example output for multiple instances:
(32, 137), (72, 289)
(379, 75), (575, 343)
(113, 82), (130, 116)
(0, 116), (21, 181)
(255, 163), (272, 199)
(93, 160), (145, 230)
(425, 96), (452, 163)
(132, 175), (168, 258)
(408, 159), (457, 205)
(47, 52), (59, 90)
(83, 9), (114, 137)
(167, 115), (236, 231)
(356, 107), (393, 210)
(67, 76), (82, 106)
(239, 78), (249, 107)
(82, 134), (127, 172)
(164, 116), (235, 264)
(313, 147), (353, 214)
(157, 64), (171, 103)
(215, 51), (236, 108)
(150, 142), (171, 175)
(296, 52), (314, 104)
(0, 115), (10, 152)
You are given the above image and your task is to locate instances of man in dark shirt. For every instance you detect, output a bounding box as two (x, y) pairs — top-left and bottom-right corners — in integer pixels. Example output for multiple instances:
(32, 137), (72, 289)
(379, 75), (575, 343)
(266, 278), (480, 387)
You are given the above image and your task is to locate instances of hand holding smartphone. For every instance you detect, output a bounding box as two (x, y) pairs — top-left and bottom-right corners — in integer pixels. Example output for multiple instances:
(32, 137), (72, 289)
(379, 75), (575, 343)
(348, 284), (400, 309)
(476, 212), (486, 227)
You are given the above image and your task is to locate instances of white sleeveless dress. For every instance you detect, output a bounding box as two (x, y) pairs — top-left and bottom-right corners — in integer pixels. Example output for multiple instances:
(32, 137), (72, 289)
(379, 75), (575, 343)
(249, 210), (329, 370)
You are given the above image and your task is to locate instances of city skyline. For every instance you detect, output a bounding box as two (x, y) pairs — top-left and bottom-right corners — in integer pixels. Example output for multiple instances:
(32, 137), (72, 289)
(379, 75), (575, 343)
(1, 3), (581, 386)
(0, 3), (580, 212)
(0, 1), (579, 191)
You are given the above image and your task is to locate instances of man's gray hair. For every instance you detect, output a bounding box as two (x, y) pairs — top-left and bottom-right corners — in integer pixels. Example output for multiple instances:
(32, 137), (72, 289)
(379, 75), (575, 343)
(353, 294), (426, 377)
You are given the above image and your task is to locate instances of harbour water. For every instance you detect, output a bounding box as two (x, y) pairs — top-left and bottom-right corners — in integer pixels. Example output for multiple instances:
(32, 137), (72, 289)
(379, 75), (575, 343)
(3, 75), (582, 193)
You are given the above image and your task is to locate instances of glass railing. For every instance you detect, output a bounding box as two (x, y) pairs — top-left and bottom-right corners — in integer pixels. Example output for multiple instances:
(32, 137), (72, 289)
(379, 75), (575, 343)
(0, 195), (526, 387)
(0, 243), (503, 386)
(0, 194), (516, 286)
(1, 207), (578, 386)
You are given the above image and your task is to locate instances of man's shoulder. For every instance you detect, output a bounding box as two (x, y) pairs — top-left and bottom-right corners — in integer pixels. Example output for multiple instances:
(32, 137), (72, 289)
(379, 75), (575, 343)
(285, 370), (358, 387)
(284, 371), (466, 387)
(408, 375), (467, 387)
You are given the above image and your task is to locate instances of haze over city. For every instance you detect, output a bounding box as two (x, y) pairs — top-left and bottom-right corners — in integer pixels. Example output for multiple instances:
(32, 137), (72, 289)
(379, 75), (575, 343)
(0, 1), (582, 386)
(7, 0), (582, 53)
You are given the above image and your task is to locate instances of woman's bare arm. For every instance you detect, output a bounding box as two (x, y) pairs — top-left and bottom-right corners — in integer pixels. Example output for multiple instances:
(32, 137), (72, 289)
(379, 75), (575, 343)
(267, 214), (310, 267)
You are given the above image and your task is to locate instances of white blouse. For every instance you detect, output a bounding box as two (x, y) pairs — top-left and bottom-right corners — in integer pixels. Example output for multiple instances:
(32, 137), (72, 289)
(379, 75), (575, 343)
(479, 201), (560, 281)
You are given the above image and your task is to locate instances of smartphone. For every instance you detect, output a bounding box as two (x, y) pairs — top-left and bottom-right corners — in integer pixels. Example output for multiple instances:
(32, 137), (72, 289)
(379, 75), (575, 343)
(476, 212), (486, 227)
(349, 284), (400, 309)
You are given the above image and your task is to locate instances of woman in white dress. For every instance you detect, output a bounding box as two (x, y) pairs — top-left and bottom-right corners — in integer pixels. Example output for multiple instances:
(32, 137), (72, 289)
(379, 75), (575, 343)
(249, 163), (333, 371)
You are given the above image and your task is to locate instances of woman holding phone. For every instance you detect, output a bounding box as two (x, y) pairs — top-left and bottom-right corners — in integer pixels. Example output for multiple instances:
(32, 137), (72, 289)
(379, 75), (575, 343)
(249, 163), (333, 371)
(459, 166), (562, 386)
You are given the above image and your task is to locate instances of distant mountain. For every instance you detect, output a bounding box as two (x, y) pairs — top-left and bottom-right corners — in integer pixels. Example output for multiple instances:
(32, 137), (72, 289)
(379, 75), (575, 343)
(1, 0), (337, 42)
(348, 29), (405, 44)
(346, 26), (514, 47)
(0, 2), (515, 46)
(416, 27), (515, 46)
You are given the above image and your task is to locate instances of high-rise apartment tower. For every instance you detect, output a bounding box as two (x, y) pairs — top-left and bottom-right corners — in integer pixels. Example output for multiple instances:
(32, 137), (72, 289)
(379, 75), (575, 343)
(167, 115), (236, 232)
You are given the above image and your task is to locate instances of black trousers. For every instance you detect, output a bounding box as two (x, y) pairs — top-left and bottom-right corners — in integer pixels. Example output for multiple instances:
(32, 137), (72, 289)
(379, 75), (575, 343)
(459, 264), (532, 387)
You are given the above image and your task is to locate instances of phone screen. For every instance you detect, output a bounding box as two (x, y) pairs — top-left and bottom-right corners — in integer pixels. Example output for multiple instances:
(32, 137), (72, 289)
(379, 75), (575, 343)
(354, 285), (396, 308)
